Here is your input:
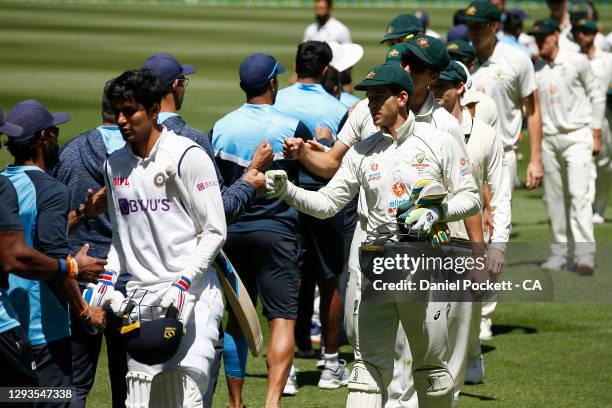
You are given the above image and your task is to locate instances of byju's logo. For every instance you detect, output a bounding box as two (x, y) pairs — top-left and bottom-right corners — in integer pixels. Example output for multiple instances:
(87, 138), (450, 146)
(118, 198), (171, 215)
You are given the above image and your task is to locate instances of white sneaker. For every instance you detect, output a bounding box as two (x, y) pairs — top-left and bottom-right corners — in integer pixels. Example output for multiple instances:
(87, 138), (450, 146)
(592, 213), (604, 225)
(479, 316), (493, 341)
(283, 365), (298, 396)
(465, 354), (484, 384)
(541, 256), (566, 272)
(318, 360), (350, 389)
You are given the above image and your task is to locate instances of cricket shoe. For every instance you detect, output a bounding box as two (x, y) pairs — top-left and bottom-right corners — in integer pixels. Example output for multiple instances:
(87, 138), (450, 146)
(479, 316), (493, 341)
(283, 365), (298, 396)
(318, 360), (350, 389)
(575, 256), (595, 276)
(541, 256), (566, 272)
(592, 213), (604, 225)
(465, 354), (484, 384)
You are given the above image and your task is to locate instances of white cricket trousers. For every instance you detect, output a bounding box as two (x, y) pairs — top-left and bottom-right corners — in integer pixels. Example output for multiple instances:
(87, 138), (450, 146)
(591, 116), (612, 215)
(542, 128), (596, 261)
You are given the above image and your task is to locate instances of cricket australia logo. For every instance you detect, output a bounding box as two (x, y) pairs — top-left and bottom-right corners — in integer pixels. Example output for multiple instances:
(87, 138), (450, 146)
(447, 43), (459, 51)
(388, 49), (400, 58)
(365, 71), (376, 80)
(163, 327), (177, 339)
(153, 172), (166, 187)
(466, 6), (477, 16)
(416, 38), (429, 48)
(410, 152), (430, 174)
(386, 25), (395, 34)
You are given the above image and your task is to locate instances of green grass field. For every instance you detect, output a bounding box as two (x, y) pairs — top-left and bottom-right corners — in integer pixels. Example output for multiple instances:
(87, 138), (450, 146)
(1, 2), (611, 407)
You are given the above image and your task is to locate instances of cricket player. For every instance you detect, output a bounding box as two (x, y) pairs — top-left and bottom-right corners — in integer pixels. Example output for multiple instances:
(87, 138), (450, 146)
(529, 18), (605, 274)
(303, 0), (351, 44)
(380, 14), (423, 46)
(431, 60), (511, 390)
(210, 53), (312, 408)
(270, 62), (480, 407)
(572, 18), (612, 224)
(2, 100), (107, 401)
(103, 69), (226, 407)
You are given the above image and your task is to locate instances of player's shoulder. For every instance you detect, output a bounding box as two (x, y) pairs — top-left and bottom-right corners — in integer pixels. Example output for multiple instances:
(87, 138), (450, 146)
(413, 121), (456, 150)
(353, 131), (384, 154)
(27, 169), (70, 199)
(472, 118), (496, 141)
(329, 17), (349, 30)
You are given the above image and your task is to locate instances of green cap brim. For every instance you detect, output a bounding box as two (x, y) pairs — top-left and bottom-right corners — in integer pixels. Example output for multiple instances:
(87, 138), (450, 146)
(458, 15), (497, 23)
(380, 32), (417, 43)
(527, 28), (557, 36)
(403, 44), (435, 69)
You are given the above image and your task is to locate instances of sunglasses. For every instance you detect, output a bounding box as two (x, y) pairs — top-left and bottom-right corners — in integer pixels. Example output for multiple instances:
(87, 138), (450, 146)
(177, 77), (189, 87)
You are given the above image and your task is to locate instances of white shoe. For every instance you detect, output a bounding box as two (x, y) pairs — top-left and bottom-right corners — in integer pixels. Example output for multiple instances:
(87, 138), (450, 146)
(317, 360), (350, 389)
(541, 256), (566, 272)
(479, 316), (493, 341)
(575, 256), (595, 276)
(283, 365), (298, 396)
(592, 213), (604, 224)
(465, 354), (484, 384)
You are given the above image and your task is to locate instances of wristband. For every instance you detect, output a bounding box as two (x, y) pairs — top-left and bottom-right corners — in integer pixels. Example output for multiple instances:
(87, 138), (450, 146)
(57, 259), (68, 280)
(66, 255), (79, 279)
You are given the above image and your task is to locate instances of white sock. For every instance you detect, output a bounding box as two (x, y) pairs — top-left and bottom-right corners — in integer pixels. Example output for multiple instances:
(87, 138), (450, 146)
(324, 352), (339, 370)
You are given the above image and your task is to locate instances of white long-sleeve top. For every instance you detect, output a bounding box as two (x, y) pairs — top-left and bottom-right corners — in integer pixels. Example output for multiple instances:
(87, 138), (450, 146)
(462, 89), (499, 129)
(104, 129), (226, 288)
(534, 47), (606, 136)
(449, 109), (511, 251)
(283, 112), (480, 233)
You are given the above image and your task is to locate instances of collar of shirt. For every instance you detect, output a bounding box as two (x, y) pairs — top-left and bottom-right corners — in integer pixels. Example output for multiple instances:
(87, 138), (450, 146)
(3, 165), (43, 175)
(415, 91), (435, 120)
(461, 108), (473, 141)
(157, 112), (179, 124)
(126, 128), (168, 164)
(242, 103), (273, 112)
(379, 110), (416, 144)
(97, 125), (124, 155)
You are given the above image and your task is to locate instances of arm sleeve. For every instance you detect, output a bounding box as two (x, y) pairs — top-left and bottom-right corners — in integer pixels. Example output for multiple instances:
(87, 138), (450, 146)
(36, 183), (70, 258)
(578, 57), (606, 130)
(486, 131), (511, 250)
(337, 99), (371, 148)
(207, 129), (256, 223)
(284, 147), (360, 219)
(518, 53), (537, 99)
(103, 161), (125, 278)
(0, 177), (23, 231)
(178, 147), (227, 283)
(441, 135), (481, 222)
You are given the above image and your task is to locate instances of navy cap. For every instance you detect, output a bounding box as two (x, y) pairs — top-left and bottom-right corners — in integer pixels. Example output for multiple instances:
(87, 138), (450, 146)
(447, 24), (469, 42)
(507, 8), (528, 21)
(0, 108), (23, 138)
(414, 10), (429, 27)
(239, 53), (285, 90)
(7, 100), (70, 143)
(141, 52), (196, 84)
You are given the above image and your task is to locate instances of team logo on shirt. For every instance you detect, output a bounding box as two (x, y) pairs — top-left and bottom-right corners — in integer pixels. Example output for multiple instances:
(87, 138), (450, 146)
(387, 49), (400, 58)
(460, 157), (471, 176)
(410, 152), (431, 174)
(153, 172), (166, 187)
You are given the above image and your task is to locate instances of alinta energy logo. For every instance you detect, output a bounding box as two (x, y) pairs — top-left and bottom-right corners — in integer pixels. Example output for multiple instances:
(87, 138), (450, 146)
(118, 198), (171, 215)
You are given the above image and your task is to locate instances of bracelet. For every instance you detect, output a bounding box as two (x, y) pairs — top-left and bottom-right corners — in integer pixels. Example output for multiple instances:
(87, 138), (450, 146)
(65, 255), (79, 279)
(79, 305), (91, 321)
(57, 259), (68, 280)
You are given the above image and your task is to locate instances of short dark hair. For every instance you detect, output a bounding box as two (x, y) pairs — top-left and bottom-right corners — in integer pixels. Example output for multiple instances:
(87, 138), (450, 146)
(503, 13), (523, 35)
(322, 66), (341, 98)
(453, 9), (466, 26)
(295, 41), (333, 80)
(6, 132), (41, 163)
(316, 0), (332, 7)
(101, 79), (117, 123)
(340, 70), (352, 86)
(106, 69), (166, 114)
(242, 77), (275, 100)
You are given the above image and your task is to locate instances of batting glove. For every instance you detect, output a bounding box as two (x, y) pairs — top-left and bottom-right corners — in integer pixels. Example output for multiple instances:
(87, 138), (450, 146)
(405, 207), (441, 237)
(265, 170), (288, 198)
(82, 270), (123, 334)
(160, 276), (196, 326)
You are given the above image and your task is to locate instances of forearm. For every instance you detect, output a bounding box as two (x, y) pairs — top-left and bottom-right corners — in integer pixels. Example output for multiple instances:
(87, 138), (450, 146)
(284, 182), (347, 219)
(48, 278), (87, 314)
(299, 147), (339, 179)
(464, 213), (486, 255)
(527, 93), (542, 163)
(221, 180), (256, 223)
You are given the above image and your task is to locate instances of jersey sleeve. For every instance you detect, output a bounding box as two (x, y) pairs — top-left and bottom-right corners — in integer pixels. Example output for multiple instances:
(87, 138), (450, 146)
(441, 134), (481, 222)
(578, 56), (606, 130)
(35, 181), (70, 259)
(337, 99), (370, 148)
(178, 146), (227, 283)
(284, 146), (360, 218)
(517, 52), (537, 99)
(0, 176), (23, 231)
(103, 160), (127, 277)
(486, 131), (511, 250)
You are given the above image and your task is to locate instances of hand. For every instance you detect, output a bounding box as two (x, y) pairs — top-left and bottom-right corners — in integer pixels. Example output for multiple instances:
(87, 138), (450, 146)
(486, 247), (505, 275)
(265, 170), (288, 198)
(526, 159), (543, 189)
(314, 127), (333, 143)
(81, 187), (108, 218)
(86, 306), (107, 332)
(250, 139), (274, 171)
(74, 244), (106, 283)
(283, 138), (305, 160)
(592, 129), (602, 156)
(242, 168), (266, 197)
(82, 271), (116, 309)
(160, 276), (191, 317)
(306, 139), (328, 152)
(483, 207), (493, 242)
(405, 207), (441, 237)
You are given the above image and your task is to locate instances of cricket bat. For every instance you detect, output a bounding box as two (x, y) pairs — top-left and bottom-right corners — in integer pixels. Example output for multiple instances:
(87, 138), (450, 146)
(165, 165), (263, 357)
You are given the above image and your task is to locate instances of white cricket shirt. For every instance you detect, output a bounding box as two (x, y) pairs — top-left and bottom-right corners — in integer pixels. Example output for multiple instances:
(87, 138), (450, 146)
(303, 17), (351, 44)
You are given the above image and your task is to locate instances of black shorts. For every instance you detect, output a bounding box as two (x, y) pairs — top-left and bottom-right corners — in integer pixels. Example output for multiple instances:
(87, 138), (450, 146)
(0, 326), (39, 387)
(224, 230), (300, 320)
(299, 209), (346, 281)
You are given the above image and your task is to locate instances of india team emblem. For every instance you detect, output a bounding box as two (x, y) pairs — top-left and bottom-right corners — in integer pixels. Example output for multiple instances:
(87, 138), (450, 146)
(153, 172), (166, 187)
(163, 327), (177, 339)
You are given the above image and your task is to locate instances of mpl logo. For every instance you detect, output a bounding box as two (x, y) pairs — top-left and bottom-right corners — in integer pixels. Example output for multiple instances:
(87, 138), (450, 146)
(113, 177), (130, 188)
(118, 198), (171, 215)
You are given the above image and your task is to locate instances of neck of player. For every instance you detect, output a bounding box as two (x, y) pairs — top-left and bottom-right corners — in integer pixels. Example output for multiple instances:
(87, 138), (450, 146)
(382, 109), (408, 139)
(160, 93), (178, 113)
(132, 125), (162, 158)
(409, 87), (428, 113)
(477, 37), (497, 64)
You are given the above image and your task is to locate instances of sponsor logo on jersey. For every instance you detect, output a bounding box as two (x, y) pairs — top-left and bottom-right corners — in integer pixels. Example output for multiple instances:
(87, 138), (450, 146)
(113, 177), (130, 187)
(197, 180), (219, 191)
(367, 172), (382, 182)
(118, 198), (171, 215)
(153, 172), (166, 187)
(371, 163), (379, 171)
(391, 181), (408, 198)
(460, 157), (471, 176)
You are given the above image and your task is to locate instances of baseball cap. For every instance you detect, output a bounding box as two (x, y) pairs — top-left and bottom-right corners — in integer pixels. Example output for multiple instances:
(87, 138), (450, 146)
(528, 18), (560, 36)
(381, 14), (424, 43)
(141, 52), (196, 84)
(439, 60), (468, 83)
(446, 40), (476, 65)
(385, 42), (410, 62)
(402, 35), (451, 73)
(354, 63), (414, 96)
(447, 24), (469, 42)
(0, 108), (23, 138)
(506, 8), (528, 21)
(239, 53), (285, 90)
(7, 100), (70, 143)
(328, 42), (364, 72)
(573, 18), (598, 32)
(124, 316), (184, 365)
(414, 10), (429, 27)
(459, 1), (502, 23)
(569, 2), (591, 24)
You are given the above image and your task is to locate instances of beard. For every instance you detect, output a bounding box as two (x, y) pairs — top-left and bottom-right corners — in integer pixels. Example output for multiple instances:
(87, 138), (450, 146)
(315, 14), (329, 26)
(44, 142), (60, 170)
